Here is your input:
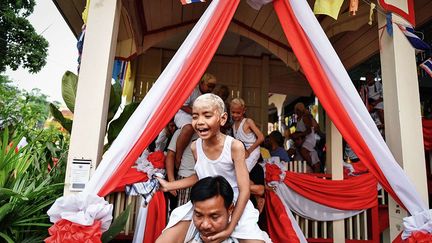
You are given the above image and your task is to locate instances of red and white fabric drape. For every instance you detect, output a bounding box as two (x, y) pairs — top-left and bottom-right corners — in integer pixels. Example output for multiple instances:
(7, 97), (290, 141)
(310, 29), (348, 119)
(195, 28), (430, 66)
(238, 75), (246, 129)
(272, 0), (431, 240)
(47, 0), (431, 241)
(47, 0), (239, 242)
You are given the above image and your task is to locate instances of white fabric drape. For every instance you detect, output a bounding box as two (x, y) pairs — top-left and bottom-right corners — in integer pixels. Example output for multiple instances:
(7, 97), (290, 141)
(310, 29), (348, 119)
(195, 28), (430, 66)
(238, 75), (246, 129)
(288, 0), (426, 215)
(132, 198), (148, 243)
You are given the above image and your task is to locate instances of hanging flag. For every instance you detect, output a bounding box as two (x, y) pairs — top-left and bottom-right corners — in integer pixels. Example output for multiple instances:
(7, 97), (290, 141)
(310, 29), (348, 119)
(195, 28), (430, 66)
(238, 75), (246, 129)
(180, 0), (205, 4)
(420, 58), (432, 78)
(379, 0), (415, 26)
(397, 24), (431, 51)
(349, 0), (358, 16)
(77, 25), (86, 73)
(313, 0), (344, 20)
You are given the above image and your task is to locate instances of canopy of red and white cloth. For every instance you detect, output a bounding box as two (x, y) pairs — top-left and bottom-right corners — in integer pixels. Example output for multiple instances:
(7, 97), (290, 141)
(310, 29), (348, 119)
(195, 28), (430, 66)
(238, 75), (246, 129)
(46, 0), (431, 242)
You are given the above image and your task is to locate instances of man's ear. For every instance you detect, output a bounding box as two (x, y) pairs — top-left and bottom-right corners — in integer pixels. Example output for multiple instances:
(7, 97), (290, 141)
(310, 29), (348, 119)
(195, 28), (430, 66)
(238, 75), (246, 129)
(228, 203), (234, 215)
(220, 112), (228, 126)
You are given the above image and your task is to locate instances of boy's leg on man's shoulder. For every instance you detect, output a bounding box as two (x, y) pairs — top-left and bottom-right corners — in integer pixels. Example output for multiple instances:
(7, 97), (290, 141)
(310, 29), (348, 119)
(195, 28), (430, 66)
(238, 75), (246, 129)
(156, 220), (191, 243)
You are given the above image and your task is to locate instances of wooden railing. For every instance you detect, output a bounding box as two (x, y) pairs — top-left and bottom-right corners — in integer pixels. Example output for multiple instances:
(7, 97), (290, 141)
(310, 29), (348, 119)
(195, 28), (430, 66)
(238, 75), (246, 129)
(105, 192), (139, 236)
(288, 161), (386, 242)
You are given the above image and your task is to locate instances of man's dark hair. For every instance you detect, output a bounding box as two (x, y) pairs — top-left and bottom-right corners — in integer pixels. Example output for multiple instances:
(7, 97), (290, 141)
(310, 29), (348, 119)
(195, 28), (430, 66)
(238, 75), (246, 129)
(191, 176), (233, 209)
(269, 130), (285, 147)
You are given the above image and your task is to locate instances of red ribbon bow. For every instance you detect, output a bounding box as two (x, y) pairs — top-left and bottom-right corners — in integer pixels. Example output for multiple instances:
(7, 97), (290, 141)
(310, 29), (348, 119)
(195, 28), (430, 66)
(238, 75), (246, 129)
(45, 219), (102, 243)
(148, 151), (165, 169)
(265, 163), (282, 183)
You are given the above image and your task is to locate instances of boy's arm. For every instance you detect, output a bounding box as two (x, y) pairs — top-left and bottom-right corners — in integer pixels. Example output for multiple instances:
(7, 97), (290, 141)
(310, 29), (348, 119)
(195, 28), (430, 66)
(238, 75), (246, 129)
(157, 174), (198, 191)
(245, 118), (264, 153)
(166, 150), (176, 182)
(208, 139), (250, 241)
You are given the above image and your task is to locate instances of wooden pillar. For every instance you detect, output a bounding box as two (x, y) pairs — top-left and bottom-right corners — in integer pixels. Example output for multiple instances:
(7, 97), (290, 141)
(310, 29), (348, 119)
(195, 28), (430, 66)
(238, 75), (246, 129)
(326, 116), (345, 243)
(64, 0), (122, 195)
(261, 55), (270, 132)
(378, 13), (428, 240)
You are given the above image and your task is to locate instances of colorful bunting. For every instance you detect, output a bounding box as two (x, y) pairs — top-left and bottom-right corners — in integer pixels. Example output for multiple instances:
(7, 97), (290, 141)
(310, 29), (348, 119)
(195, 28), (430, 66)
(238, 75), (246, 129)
(397, 24), (431, 51)
(313, 0), (344, 20)
(420, 58), (432, 78)
(180, 0), (205, 5)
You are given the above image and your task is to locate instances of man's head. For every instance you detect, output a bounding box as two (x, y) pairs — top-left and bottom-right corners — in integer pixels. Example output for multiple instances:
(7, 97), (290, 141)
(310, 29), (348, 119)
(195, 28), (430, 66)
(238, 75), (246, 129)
(191, 176), (234, 242)
(366, 72), (375, 86)
(294, 102), (306, 116)
(213, 85), (230, 101)
(199, 73), (217, 94)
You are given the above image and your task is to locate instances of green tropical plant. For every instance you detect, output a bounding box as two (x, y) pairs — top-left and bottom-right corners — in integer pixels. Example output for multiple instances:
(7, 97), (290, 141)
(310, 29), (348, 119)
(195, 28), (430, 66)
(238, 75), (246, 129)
(0, 128), (67, 242)
(50, 71), (122, 135)
(0, 75), (50, 137)
(51, 71), (140, 147)
(107, 102), (139, 144)
(101, 204), (131, 243)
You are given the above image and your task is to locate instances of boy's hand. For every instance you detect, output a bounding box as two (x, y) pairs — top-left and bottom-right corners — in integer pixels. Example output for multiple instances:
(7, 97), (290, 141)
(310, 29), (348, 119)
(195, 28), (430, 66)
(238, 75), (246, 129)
(206, 228), (233, 242)
(156, 177), (170, 192)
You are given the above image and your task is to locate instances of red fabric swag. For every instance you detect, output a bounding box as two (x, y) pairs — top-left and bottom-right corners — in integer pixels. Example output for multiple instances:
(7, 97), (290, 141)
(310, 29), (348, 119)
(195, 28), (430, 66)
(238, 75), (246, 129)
(265, 191), (300, 243)
(98, 0), (240, 196)
(423, 119), (432, 151)
(112, 167), (148, 192)
(45, 219), (102, 243)
(284, 172), (378, 210)
(273, 0), (404, 208)
(143, 191), (166, 243)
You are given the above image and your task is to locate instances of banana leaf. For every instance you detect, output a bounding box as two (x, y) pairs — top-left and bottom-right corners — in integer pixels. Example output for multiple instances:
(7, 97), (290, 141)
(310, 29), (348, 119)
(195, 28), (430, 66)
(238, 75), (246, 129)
(49, 103), (72, 133)
(101, 204), (131, 243)
(61, 71), (78, 113)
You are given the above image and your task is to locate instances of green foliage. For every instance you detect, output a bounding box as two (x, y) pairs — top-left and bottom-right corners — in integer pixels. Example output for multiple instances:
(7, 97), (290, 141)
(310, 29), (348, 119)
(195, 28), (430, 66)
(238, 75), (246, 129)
(101, 204), (131, 243)
(0, 127), (68, 242)
(107, 102), (139, 144)
(51, 71), (127, 146)
(108, 81), (122, 122)
(0, 75), (50, 138)
(61, 71), (78, 113)
(49, 103), (72, 133)
(0, 0), (48, 73)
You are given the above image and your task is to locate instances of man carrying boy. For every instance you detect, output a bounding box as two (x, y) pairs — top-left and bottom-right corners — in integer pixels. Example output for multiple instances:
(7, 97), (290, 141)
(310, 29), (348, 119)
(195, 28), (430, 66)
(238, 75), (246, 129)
(188, 176), (244, 243)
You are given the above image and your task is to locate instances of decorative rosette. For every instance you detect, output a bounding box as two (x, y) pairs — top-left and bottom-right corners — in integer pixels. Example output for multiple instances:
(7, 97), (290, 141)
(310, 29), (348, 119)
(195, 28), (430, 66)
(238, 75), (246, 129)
(402, 209), (432, 241)
(265, 163), (286, 187)
(45, 219), (102, 243)
(45, 193), (113, 242)
(135, 150), (166, 178)
(126, 151), (166, 206)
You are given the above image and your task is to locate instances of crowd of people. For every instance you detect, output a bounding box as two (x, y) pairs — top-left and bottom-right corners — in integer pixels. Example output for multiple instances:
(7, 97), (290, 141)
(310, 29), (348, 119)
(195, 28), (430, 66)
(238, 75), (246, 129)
(147, 71), (387, 241)
(143, 73), (333, 242)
